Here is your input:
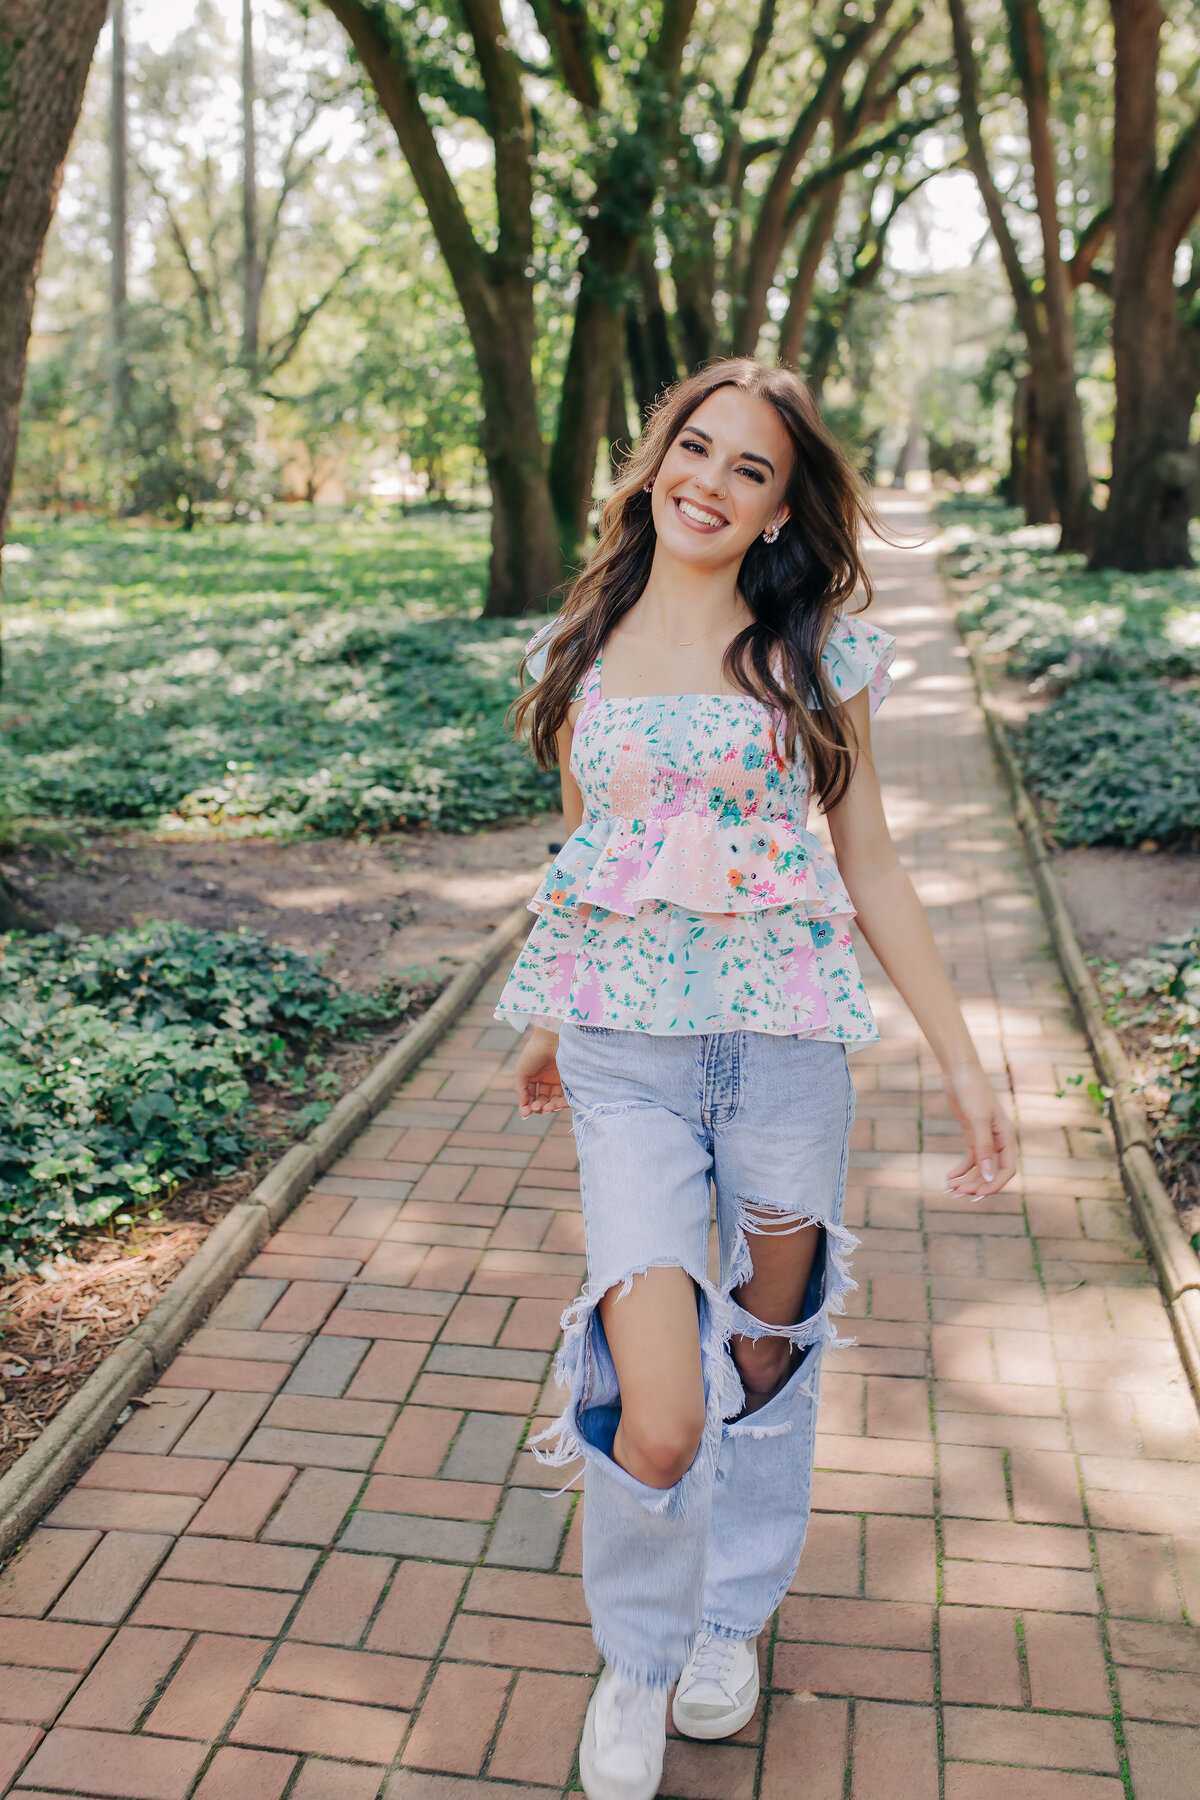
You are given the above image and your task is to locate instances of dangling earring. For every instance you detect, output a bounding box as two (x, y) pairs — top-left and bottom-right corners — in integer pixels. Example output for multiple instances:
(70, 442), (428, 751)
(763, 520), (783, 544)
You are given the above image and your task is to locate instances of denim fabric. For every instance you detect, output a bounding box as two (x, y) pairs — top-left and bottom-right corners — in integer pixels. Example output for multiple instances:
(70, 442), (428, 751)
(537, 1024), (857, 1686)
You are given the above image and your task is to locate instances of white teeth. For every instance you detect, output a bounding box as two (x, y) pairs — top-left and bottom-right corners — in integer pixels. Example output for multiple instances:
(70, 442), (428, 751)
(677, 499), (725, 527)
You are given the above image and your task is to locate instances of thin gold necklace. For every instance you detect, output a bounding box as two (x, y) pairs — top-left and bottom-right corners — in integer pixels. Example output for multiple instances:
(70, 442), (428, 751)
(634, 615), (742, 650)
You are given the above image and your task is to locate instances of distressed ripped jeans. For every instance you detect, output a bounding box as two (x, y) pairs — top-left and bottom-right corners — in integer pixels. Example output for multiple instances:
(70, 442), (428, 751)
(536, 1023), (858, 1687)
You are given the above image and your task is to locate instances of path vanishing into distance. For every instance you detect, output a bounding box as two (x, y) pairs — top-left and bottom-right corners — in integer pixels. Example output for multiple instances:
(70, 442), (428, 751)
(1, 495), (1197, 1800)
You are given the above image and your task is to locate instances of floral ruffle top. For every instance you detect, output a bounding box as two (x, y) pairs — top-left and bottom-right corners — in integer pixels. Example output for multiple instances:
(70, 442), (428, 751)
(495, 610), (897, 1041)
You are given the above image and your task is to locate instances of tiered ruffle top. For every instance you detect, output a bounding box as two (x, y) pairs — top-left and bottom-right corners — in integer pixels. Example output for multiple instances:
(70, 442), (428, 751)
(495, 610), (897, 1042)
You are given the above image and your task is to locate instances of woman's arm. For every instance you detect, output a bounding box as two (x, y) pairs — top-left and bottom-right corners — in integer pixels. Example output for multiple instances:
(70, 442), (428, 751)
(513, 721), (580, 1117)
(826, 688), (1017, 1198)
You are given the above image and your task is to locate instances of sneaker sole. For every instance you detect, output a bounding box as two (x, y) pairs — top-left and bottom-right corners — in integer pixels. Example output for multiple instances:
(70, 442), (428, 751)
(580, 1684), (665, 1800)
(671, 1670), (760, 1742)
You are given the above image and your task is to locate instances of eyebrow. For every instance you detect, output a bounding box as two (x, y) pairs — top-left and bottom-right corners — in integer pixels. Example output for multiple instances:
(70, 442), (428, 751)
(680, 425), (775, 475)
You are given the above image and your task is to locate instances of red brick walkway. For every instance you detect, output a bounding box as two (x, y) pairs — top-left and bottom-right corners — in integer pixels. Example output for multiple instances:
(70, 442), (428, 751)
(2, 497), (1197, 1799)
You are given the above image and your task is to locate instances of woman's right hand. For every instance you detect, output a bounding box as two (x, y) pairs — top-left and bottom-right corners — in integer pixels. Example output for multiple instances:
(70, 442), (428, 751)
(513, 1026), (567, 1118)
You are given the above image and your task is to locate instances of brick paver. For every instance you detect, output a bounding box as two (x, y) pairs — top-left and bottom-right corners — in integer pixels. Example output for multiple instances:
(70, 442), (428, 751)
(3, 496), (1198, 1797)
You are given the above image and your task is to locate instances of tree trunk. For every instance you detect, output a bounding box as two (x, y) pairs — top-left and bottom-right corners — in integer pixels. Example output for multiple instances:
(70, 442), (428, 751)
(671, 258), (717, 374)
(548, 219), (631, 555)
(627, 251), (680, 419)
(0, 0), (110, 568)
(1093, 324), (1200, 568)
(1009, 373), (1057, 524)
(1091, 0), (1200, 569)
(777, 180), (842, 369)
(547, 0), (698, 553)
(948, 0), (1097, 556)
(1007, 0), (1097, 552)
(322, 0), (561, 615)
(109, 0), (129, 424)
(731, 21), (878, 357)
(241, 0), (261, 369)
(806, 306), (841, 401)
(476, 297), (562, 612)
(891, 416), (924, 486)
(0, 0), (105, 925)
(606, 358), (629, 463)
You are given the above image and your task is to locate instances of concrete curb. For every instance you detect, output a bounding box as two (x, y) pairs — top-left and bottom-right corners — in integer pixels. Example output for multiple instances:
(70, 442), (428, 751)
(958, 629), (1200, 1401)
(0, 899), (533, 1561)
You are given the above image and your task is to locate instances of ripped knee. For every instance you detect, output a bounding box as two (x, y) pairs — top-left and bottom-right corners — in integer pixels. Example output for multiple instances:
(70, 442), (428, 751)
(617, 1407), (706, 1490)
(732, 1331), (796, 1396)
(724, 1197), (859, 1379)
(739, 1195), (825, 1239)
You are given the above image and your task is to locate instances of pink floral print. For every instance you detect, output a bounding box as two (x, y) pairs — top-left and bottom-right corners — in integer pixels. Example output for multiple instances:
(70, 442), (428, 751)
(496, 610), (897, 1041)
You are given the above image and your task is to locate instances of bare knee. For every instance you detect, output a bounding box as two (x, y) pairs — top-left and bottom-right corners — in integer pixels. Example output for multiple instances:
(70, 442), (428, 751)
(617, 1403), (705, 1489)
(733, 1332), (793, 1402)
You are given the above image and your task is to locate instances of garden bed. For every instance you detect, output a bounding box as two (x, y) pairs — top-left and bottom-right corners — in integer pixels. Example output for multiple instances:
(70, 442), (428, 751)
(0, 511), (558, 1477)
(0, 921), (446, 1478)
(936, 495), (1200, 1235)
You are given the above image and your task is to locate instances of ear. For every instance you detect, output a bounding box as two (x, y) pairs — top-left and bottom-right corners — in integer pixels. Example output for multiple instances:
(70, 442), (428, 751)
(772, 507), (790, 531)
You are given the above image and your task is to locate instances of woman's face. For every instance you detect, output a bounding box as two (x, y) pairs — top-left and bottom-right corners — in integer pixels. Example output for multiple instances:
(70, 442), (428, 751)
(649, 386), (793, 570)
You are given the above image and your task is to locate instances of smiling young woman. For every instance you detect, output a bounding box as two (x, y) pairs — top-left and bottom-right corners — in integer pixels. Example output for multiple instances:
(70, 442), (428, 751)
(497, 358), (1016, 1800)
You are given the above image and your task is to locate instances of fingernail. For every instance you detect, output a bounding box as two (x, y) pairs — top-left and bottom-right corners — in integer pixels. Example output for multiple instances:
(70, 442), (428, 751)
(982, 1160), (996, 1180)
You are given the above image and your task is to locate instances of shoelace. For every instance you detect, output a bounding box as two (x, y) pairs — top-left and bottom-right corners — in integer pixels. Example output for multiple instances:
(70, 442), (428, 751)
(686, 1632), (742, 1696)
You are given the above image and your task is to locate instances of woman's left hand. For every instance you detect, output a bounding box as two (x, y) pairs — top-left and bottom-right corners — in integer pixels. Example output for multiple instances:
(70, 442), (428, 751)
(942, 1064), (1018, 1199)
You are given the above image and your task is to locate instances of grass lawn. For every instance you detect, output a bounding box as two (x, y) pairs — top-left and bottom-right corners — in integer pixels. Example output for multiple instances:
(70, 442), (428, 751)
(1, 512), (559, 835)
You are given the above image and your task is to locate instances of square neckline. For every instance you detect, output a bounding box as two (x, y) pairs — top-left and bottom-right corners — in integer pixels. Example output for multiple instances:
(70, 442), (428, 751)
(591, 648), (760, 707)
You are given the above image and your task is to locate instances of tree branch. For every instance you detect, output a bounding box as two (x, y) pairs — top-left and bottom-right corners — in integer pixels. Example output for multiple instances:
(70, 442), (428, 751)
(459, 0), (536, 269)
(783, 106), (953, 233)
(321, 0), (493, 339)
(1068, 203), (1111, 286)
(947, 0), (1042, 348)
(1155, 104), (1200, 255)
(715, 0), (779, 204)
(530, 0), (602, 110)
(731, 0), (777, 112)
(138, 159), (219, 337)
(259, 97), (325, 298)
(264, 244), (369, 374)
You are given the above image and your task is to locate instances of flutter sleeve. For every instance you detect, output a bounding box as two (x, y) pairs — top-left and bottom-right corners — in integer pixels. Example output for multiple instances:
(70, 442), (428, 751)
(820, 610), (897, 717)
(523, 618), (559, 683)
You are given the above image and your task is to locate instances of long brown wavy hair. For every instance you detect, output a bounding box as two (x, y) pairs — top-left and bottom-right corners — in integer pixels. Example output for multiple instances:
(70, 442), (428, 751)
(511, 358), (884, 811)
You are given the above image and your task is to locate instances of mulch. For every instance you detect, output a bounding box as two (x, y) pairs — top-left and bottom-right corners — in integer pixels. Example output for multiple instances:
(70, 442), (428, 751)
(0, 1008), (434, 1481)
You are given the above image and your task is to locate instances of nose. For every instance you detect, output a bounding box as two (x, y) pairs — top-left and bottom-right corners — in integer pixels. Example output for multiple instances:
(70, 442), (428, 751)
(695, 466), (726, 498)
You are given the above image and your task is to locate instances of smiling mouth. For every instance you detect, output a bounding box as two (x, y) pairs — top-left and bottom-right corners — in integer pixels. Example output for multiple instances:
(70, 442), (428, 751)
(674, 497), (728, 531)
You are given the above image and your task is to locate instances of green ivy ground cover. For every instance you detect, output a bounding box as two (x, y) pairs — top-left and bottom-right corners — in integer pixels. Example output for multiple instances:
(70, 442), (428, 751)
(938, 495), (1200, 850)
(938, 495), (1200, 1205)
(1, 514), (560, 834)
(0, 919), (437, 1273)
(1099, 928), (1200, 1222)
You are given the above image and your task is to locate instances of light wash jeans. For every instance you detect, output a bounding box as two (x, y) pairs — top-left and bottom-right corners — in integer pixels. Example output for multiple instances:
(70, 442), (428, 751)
(536, 1024), (858, 1687)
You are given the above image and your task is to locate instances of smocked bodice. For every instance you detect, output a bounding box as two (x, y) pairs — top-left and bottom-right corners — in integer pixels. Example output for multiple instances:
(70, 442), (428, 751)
(572, 683), (808, 829)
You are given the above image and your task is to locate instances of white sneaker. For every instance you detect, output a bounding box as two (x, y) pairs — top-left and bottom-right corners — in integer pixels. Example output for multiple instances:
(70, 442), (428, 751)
(671, 1630), (760, 1740)
(579, 1665), (668, 1800)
